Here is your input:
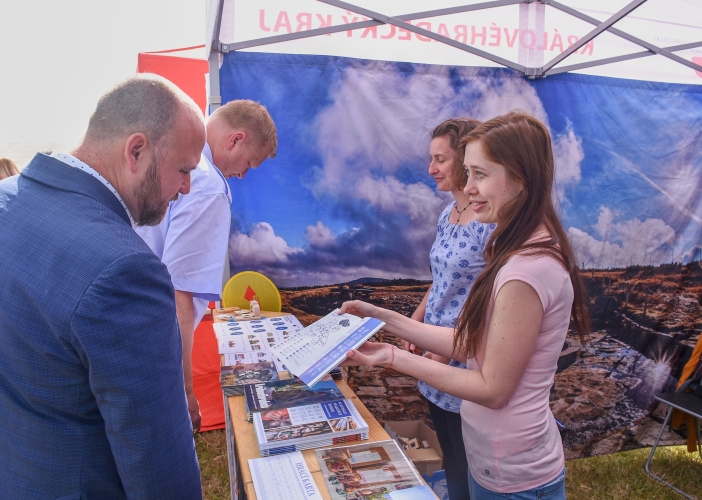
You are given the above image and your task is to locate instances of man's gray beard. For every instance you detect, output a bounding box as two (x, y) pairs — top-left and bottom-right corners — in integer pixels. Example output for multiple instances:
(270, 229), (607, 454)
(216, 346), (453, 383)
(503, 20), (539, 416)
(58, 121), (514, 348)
(134, 155), (170, 227)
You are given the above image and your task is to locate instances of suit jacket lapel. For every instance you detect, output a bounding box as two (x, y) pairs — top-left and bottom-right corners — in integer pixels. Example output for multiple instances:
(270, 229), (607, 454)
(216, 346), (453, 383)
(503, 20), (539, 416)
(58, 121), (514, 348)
(21, 154), (131, 226)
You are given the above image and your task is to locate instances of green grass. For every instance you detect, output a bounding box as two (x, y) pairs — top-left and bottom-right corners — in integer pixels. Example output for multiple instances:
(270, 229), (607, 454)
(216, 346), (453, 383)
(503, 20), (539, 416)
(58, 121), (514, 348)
(196, 432), (701, 500)
(196, 430), (230, 500)
(566, 446), (701, 500)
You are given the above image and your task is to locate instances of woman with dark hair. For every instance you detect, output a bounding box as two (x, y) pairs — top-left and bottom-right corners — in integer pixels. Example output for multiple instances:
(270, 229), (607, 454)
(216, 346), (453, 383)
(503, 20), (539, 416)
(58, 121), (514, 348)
(405, 118), (494, 500)
(340, 112), (589, 499)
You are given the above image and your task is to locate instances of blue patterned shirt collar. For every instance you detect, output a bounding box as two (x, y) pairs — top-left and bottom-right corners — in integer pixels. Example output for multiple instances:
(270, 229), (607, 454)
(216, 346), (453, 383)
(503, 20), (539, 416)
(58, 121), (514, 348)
(52, 152), (137, 229)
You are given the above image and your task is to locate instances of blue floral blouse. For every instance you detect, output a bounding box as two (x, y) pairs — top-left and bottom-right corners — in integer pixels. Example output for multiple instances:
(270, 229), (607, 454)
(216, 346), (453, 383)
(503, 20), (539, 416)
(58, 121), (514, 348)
(417, 202), (495, 413)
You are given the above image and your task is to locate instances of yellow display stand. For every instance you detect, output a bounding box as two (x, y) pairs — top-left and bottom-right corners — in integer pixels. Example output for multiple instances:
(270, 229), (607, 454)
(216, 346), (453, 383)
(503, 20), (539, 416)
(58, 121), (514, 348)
(221, 271), (282, 312)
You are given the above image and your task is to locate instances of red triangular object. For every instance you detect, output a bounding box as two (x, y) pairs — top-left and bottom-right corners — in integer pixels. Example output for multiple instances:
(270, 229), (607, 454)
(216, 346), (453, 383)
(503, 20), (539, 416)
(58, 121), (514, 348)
(244, 286), (257, 301)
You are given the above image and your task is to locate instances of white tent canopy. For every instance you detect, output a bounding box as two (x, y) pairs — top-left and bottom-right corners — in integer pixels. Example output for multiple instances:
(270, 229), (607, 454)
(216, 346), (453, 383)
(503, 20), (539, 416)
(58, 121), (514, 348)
(205, 0), (702, 111)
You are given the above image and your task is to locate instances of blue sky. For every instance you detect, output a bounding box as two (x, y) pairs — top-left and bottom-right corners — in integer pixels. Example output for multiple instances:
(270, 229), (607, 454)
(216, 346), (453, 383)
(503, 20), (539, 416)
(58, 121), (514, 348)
(221, 52), (702, 287)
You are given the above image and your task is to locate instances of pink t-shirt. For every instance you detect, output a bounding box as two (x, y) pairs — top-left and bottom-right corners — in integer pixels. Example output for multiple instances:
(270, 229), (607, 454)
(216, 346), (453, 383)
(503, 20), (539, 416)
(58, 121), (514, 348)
(460, 251), (573, 493)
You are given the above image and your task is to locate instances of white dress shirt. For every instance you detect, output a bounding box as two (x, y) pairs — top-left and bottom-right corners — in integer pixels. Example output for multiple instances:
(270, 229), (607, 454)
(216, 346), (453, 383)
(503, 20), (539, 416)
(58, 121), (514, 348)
(135, 143), (232, 326)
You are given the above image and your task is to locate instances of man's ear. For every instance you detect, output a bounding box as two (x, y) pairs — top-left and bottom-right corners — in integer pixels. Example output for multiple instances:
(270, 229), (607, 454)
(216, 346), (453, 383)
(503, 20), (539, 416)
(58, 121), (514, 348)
(226, 131), (247, 151)
(124, 133), (149, 173)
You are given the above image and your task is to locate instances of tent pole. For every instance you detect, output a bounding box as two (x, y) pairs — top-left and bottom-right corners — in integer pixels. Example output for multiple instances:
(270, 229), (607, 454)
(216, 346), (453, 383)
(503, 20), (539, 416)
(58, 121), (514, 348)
(545, 41), (702, 76)
(207, 51), (222, 114)
(207, 0), (225, 114)
(545, 0), (702, 76)
(211, 0), (225, 51)
(541, 0), (648, 74)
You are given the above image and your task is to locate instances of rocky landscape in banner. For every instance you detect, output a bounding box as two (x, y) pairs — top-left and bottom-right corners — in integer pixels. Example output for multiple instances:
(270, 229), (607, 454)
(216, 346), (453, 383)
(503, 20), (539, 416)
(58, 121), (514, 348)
(281, 262), (701, 458)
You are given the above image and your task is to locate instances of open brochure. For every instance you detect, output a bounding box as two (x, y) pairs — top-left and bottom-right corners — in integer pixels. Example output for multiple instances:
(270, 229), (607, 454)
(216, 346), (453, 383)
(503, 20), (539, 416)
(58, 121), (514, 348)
(315, 440), (427, 500)
(269, 309), (385, 387)
(249, 451), (323, 500)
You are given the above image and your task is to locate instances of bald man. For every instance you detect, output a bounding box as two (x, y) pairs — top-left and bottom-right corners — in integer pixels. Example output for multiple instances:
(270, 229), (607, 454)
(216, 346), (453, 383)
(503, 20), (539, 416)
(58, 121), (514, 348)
(0, 75), (205, 499)
(136, 100), (277, 431)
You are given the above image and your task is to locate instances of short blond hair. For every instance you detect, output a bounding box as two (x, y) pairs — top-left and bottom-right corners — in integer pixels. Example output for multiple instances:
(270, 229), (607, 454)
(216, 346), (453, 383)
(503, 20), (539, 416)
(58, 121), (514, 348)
(212, 100), (277, 158)
(0, 158), (20, 180)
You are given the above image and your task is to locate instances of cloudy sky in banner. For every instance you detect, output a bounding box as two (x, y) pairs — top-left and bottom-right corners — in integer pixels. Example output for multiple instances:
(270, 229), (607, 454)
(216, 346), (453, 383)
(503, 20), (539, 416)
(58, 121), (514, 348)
(223, 52), (702, 287)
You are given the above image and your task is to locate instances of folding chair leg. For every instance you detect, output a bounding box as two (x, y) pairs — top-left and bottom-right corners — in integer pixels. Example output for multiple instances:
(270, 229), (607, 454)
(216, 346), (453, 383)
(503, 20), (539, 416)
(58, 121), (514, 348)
(645, 405), (695, 499)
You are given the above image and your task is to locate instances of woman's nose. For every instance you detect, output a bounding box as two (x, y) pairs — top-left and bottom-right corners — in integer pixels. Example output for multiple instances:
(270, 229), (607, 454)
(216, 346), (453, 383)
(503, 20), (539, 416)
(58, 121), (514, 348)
(463, 176), (477, 195)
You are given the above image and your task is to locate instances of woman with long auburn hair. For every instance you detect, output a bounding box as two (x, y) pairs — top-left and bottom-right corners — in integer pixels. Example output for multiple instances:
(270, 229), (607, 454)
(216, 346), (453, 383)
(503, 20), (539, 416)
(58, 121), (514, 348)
(407, 117), (494, 500)
(340, 111), (589, 499)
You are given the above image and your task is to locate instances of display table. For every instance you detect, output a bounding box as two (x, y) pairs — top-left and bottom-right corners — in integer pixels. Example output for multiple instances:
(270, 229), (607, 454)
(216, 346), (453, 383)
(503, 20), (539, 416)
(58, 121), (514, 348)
(216, 310), (437, 499)
(228, 380), (398, 499)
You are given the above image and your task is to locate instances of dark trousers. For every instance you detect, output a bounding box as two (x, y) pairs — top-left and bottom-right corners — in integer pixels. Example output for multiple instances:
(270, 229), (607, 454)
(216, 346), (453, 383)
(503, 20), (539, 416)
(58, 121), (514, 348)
(427, 399), (470, 500)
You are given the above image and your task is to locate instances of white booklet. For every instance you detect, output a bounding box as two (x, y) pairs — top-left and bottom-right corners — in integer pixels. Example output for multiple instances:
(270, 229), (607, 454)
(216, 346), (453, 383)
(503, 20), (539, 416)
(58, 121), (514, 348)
(249, 451), (323, 500)
(269, 309), (385, 387)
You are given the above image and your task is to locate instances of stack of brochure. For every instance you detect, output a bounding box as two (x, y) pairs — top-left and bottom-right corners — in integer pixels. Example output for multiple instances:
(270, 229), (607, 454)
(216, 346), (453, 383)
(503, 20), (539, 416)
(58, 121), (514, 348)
(253, 399), (369, 456)
(315, 440), (428, 499)
(214, 315), (304, 362)
(244, 376), (345, 421)
(214, 315), (305, 395)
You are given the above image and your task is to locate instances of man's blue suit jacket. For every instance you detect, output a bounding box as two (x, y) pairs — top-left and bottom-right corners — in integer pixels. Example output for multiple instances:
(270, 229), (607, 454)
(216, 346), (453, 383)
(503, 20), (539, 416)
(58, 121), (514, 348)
(0, 154), (203, 499)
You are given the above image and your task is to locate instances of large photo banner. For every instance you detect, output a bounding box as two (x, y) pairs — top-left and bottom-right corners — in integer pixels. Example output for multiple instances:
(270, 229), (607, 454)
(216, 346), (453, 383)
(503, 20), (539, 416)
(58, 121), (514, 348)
(220, 51), (702, 458)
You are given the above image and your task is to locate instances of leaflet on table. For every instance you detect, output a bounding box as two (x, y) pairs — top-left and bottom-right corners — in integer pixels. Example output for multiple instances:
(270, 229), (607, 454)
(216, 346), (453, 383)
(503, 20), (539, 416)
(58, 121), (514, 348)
(253, 399), (368, 450)
(215, 318), (302, 353)
(269, 309), (385, 387)
(220, 348), (288, 373)
(315, 440), (425, 500)
(249, 451), (323, 500)
(214, 316), (303, 340)
(244, 376), (344, 413)
(215, 317), (303, 372)
(220, 362), (280, 395)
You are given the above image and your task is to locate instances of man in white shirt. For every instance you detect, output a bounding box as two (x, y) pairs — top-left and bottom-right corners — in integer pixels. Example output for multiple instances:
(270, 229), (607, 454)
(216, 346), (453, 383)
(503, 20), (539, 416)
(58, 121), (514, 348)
(136, 100), (277, 431)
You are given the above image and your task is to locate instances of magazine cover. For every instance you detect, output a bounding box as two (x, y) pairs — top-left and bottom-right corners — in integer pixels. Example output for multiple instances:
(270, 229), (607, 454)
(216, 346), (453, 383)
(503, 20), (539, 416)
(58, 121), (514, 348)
(253, 399), (368, 449)
(245, 376), (344, 413)
(315, 440), (425, 500)
(220, 361), (280, 395)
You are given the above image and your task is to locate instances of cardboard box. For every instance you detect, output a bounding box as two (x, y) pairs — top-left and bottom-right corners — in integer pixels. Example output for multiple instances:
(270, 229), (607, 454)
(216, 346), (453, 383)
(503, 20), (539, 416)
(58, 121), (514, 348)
(384, 420), (443, 476)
